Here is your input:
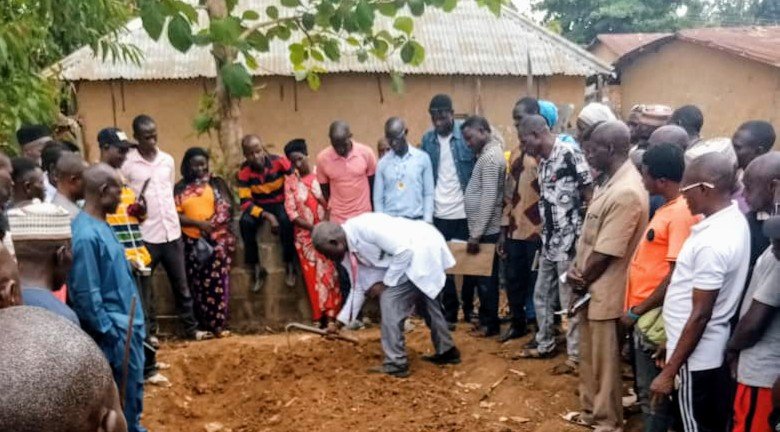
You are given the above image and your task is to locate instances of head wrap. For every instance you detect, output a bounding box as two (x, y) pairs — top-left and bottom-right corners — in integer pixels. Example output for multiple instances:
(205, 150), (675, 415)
(577, 103), (617, 129)
(284, 139), (308, 158)
(538, 100), (558, 129)
(7, 199), (71, 241)
(631, 104), (673, 127)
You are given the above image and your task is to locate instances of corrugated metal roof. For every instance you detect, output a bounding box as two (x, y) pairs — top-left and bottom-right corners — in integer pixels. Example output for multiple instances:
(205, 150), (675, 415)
(677, 26), (780, 68)
(590, 33), (673, 59)
(56, 0), (610, 81)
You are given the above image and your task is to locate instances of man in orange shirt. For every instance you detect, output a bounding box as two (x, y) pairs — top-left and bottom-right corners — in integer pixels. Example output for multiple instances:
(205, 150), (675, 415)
(621, 143), (700, 432)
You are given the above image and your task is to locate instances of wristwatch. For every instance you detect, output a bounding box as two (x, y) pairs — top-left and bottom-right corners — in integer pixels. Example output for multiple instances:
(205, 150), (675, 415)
(627, 307), (641, 321)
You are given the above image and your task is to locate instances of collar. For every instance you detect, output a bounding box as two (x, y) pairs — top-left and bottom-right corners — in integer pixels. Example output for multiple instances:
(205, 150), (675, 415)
(601, 159), (635, 190)
(692, 202), (738, 233)
(541, 137), (567, 163)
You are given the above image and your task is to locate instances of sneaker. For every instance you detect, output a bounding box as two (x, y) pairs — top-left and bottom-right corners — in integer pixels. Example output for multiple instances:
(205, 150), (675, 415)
(148, 335), (160, 349)
(145, 372), (171, 387)
(367, 364), (410, 378)
(192, 330), (214, 341)
(156, 362), (171, 370)
(498, 326), (529, 343)
(346, 319), (365, 331)
(403, 319), (416, 333)
(422, 347), (462, 365)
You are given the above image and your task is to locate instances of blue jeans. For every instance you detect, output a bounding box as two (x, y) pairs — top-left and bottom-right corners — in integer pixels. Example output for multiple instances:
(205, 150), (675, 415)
(533, 255), (579, 361)
(633, 327), (673, 432)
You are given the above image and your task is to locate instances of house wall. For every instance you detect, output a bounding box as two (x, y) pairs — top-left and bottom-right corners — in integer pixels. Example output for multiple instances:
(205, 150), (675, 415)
(618, 39), (780, 144)
(75, 73), (586, 166)
(588, 43), (619, 65)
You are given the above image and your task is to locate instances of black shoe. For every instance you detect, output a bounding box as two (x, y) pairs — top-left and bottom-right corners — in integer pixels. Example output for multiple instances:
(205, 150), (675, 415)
(469, 326), (500, 338)
(498, 326), (528, 343)
(422, 347), (461, 365)
(367, 364), (410, 378)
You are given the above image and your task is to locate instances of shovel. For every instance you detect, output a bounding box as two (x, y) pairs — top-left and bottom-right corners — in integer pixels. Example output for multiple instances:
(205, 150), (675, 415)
(284, 322), (359, 345)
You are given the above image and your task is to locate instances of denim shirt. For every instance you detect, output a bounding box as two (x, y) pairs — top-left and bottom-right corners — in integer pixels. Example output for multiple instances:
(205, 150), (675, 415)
(421, 120), (475, 191)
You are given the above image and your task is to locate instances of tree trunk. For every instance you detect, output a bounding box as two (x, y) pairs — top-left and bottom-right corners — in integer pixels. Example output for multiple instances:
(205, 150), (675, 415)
(206, 0), (242, 175)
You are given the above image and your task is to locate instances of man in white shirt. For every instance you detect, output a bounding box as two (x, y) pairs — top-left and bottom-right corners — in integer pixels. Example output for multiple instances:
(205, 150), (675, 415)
(420, 94), (477, 326)
(313, 213), (460, 378)
(652, 153), (750, 432)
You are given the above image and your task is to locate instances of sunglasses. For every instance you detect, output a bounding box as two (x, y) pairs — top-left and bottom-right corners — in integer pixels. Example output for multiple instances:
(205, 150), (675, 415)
(679, 182), (715, 193)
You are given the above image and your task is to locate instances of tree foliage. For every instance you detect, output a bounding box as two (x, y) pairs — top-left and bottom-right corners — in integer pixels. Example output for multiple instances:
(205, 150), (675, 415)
(702, 0), (780, 25)
(0, 0), (138, 149)
(534, 0), (704, 44)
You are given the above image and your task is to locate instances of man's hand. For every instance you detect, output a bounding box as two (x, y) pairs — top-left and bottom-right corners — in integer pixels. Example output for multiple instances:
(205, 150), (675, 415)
(367, 282), (386, 299)
(653, 342), (667, 369)
(620, 312), (637, 330)
(467, 237), (480, 254)
(567, 293), (581, 318)
(496, 232), (507, 259)
(264, 212), (280, 234)
(567, 267), (587, 291)
(726, 350), (739, 380)
(650, 370), (675, 409)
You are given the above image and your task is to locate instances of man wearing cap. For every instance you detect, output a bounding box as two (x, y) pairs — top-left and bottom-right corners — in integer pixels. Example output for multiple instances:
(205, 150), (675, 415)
(626, 104), (673, 167)
(374, 117), (434, 223)
(99, 127), (169, 387)
(122, 115), (205, 341)
(16, 124), (53, 165)
(421, 94), (478, 326)
(69, 163), (147, 432)
(7, 201), (79, 325)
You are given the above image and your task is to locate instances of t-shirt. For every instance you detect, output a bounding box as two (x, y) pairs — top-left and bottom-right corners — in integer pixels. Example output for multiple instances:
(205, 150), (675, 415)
(176, 184), (215, 239)
(737, 247), (780, 388)
(433, 134), (466, 220)
(625, 196), (700, 310)
(22, 287), (80, 327)
(663, 203), (750, 371)
(316, 142), (377, 224)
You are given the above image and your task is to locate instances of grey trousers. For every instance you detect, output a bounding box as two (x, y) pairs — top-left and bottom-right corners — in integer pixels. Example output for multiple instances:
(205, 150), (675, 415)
(380, 281), (455, 368)
(533, 255), (580, 362)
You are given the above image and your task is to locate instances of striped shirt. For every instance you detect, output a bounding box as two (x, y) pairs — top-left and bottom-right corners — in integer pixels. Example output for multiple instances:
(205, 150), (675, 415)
(236, 155), (293, 218)
(106, 184), (152, 267)
(465, 139), (505, 239)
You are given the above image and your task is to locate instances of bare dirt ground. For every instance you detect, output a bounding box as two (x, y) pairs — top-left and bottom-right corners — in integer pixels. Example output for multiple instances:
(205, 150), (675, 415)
(144, 321), (640, 432)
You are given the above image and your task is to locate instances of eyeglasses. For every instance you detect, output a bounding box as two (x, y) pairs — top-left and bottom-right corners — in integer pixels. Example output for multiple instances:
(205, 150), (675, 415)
(679, 182), (715, 193)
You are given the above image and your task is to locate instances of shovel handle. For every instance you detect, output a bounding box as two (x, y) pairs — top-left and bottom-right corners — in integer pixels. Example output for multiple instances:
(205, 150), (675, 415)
(284, 322), (359, 344)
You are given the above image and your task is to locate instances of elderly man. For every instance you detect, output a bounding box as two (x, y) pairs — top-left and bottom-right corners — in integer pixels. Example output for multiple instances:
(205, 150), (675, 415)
(0, 307), (128, 432)
(69, 163), (147, 432)
(743, 152), (780, 276)
(462, 115), (506, 337)
(313, 213), (460, 378)
(374, 117), (434, 222)
(517, 115), (592, 370)
(669, 105), (704, 147)
(627, 104), (672, 165)
(651, 153), (750, 432)
(566, 121), (649, 431)
(575, 103), (616, 142)
(421, 94), (477, 325)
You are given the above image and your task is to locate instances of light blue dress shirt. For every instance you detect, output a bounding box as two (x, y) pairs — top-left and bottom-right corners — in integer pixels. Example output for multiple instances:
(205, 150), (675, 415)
(373, 146), (434, 222)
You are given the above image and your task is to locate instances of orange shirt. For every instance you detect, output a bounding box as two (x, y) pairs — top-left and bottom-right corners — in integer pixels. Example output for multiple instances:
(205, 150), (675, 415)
(176, 184), (215, 239)
(625, 195), (701, 310)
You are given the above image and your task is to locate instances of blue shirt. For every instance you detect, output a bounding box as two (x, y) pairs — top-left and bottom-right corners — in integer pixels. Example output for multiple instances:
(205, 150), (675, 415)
(374, 146), (435, 222)
(68, 212), (145, 345)
(22, 287), (80, 326)
(421, 120), (475, 191)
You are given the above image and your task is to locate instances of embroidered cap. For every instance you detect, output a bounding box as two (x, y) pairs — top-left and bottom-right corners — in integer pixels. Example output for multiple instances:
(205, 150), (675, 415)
(8, 199), (72, 241)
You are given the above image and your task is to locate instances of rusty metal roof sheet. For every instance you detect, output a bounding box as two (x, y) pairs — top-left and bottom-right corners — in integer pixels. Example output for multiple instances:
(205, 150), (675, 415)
(56, 0), (610, 81)
(677, 26), (780, 68)
(590, 33), (673, 59)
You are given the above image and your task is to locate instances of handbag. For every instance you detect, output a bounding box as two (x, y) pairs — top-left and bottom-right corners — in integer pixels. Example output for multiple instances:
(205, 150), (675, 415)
(193, 235), (215, 267)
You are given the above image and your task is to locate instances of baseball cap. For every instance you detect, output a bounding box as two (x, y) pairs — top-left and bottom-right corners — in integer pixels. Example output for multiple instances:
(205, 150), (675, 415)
(763, 215), (780, 240)
(97, 127), (135, 149)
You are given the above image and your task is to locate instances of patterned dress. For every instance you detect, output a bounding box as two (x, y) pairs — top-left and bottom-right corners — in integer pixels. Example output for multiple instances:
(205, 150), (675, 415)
(175, 177), (236, 334)
(284, 172), (340, 321)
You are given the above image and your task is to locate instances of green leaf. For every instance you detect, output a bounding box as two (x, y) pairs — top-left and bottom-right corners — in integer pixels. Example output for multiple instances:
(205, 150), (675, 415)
(176, 2), (199, 22)
(400, 40), (425, 65)
(306, 71), (321, 90)
(289, 43), (306, 65)
(409, 0), (425, 16)
(210, 17), (242, 45)
(393, 16), (413, 35)
(390, 71), (405, 93)
(243, 10), (260, 20)
(484, 0), (501, 16)
(140, 1), (166, 41)
(246, 31), (270, 52)
(221, 63), (253, 97)
(378, 2), (398, 16)
(311, 48), (325, 62)
(329, 14), (343, 31)
(400, 41), (414, 63)
(302, 13), (316, 30)
(266, 6), (279, 19)
(168, 14), (193, 52)
(355, 1), (375, 31)
(346, 36), (360, 46)
(226, 0), (239, 12)
(372, 38), (389, 59)
(245, 54), (259, 70)
(281, 0), (301, 7)
(357, 49), (368, 62)
(442, 0), (458, 12)
(276, 25), (292, 41)
(322, 40), (341, 61)
(193, 113), (215, 135)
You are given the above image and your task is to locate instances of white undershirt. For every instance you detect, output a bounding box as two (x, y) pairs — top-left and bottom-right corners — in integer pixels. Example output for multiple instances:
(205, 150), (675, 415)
(434, 134), (466, 220)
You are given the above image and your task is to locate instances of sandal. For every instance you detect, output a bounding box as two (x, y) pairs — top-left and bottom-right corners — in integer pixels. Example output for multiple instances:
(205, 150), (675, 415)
(512, 347), (557, 360)
(561, 411), (593, 428)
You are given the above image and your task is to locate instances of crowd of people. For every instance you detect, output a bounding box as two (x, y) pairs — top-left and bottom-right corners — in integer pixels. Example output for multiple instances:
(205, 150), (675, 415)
(0, 92), (778, 432)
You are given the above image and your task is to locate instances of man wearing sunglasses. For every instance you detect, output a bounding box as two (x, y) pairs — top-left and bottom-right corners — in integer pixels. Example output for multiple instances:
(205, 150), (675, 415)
(373, 117), (434, 223)
(651, 152), (751, 432)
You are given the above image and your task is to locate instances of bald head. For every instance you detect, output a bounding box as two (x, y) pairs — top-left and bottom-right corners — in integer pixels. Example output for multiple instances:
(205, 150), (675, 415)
(0, 307), (127, 432)
(686, 152), (735, 193)
(592, 121), (631, 154)
(311, 221), (347, 261)
(385, 117), (405, 137)
(83, 163), (122, 215)
(519, 114), (550, 135)
(329, 121), (351, 140)
(648, 125), (691, 151)
(54, 152), (85, 178)
(83, 163), (118, 196)
(743, 151), (780, 213)
(329, 121), (353, 157)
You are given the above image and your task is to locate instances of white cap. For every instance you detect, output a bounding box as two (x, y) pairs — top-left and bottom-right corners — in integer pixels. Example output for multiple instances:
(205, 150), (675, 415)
(684, 137), (738, 167)
(8, 199), (72, 241)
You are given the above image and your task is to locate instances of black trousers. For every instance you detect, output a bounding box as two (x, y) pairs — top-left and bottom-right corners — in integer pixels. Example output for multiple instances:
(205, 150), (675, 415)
(145, 239), (199, 337)
(504, 238), (539, 329)
(433, 217), (477, 323)
(239, 203), (295, 266)
(475, 233), (500, 332)
(674, 363), (731, 432)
